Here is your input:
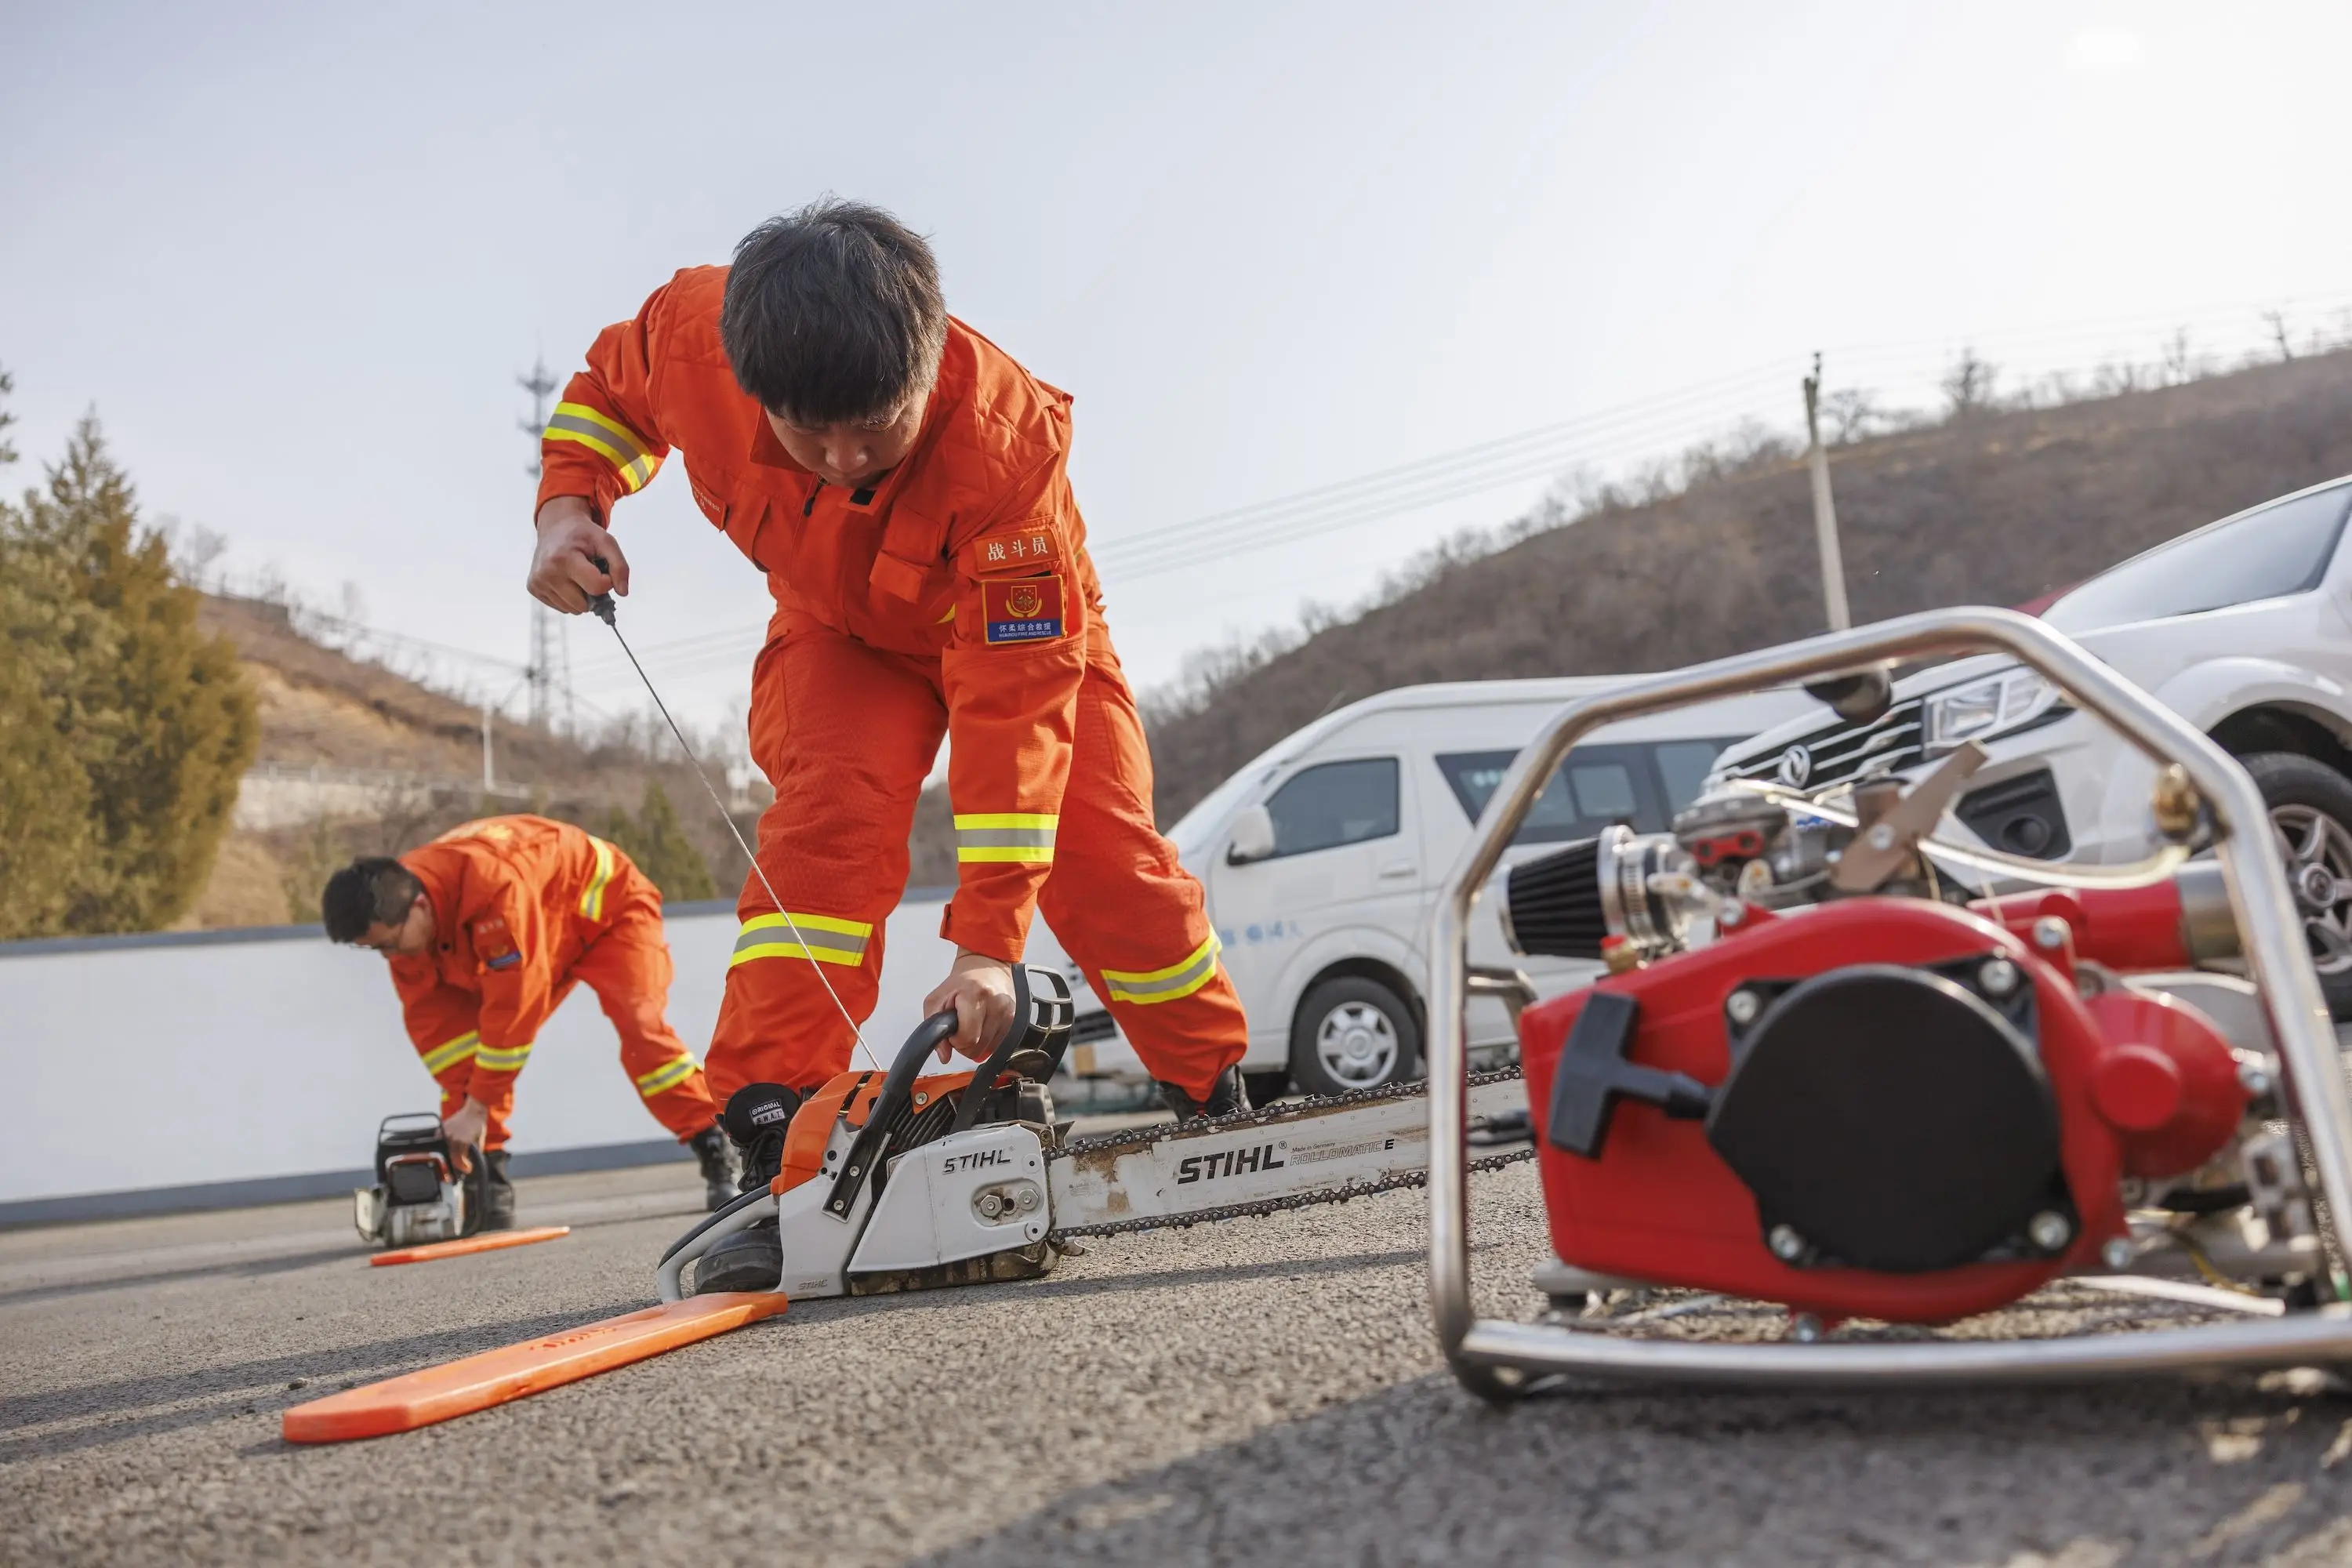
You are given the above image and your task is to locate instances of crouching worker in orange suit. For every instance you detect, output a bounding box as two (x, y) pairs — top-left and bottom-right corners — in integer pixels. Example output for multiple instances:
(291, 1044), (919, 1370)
(322, 815), (739, 1228)
(525, 199), (1252, 1291)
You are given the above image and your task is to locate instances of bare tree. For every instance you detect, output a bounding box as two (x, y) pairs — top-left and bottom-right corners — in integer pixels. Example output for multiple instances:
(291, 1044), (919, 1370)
(1820, 388), (1886, 445)
(1941, 349), (2000, 418)
(2263, 309), (2295, 362)
(2162, 328), (2196, 386)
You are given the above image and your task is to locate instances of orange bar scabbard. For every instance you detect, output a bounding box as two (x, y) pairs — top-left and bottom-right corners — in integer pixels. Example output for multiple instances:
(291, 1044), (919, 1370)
(369, 1226), (573, 1266)
(281, 1292), (789, 1443)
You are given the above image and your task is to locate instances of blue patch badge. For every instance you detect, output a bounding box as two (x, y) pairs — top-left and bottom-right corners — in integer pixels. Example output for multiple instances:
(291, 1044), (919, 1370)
(485, 950), (521, 971)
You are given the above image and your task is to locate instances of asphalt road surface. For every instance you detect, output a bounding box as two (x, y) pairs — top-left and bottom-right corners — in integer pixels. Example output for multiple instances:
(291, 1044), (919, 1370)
(9, 1150), (2352, 1566)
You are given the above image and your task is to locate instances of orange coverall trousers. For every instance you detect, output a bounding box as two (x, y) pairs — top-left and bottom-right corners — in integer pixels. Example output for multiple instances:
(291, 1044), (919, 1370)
(706, 620), (1247, 1102)
(437, 883), (718, 1150)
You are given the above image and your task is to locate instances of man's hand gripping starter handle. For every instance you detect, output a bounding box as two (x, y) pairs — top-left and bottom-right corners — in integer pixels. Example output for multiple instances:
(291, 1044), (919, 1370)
(529, 496), (630, 615)
(924, 950), (1018, 1062)
(441, 1097), (491, 1174)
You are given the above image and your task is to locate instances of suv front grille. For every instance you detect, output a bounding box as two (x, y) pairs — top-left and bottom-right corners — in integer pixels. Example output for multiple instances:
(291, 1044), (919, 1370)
(1722, 696), (1928, 793)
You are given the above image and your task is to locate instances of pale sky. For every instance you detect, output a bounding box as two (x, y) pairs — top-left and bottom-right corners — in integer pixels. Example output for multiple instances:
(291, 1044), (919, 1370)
(5, 1), (2350, 746)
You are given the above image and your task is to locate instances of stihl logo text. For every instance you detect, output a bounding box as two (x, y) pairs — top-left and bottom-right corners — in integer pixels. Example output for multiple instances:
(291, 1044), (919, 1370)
(1175, 1143), (1287, 1185)
(942, 1149), (1011, 1174)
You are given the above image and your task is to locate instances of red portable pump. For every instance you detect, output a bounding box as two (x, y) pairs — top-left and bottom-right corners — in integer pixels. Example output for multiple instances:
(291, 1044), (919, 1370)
(1516, 886), (2246, 1323)
(1429, 608), (2352, 1395)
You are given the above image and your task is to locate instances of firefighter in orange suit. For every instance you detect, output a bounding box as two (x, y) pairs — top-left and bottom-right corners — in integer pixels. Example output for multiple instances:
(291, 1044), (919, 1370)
(322, 815), (738, 1224)
(524, 201), (1250, 1290)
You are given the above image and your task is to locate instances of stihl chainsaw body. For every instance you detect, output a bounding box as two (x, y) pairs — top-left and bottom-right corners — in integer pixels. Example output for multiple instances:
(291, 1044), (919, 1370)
(657, 966), (1528, 1303)
(353, 1112), (473, 1249)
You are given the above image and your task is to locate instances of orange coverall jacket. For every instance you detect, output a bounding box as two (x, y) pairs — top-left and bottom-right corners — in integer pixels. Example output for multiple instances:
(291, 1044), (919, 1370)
(537, 267), (1094, 963)
(388, 816), (637, 1109)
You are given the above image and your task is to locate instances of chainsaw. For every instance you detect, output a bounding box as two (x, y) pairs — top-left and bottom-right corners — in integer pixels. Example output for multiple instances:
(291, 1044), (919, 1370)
(351, 1112), (475, 1249)
(654, 964), (1533, 1304)
(1426, 605), (2352, 1395)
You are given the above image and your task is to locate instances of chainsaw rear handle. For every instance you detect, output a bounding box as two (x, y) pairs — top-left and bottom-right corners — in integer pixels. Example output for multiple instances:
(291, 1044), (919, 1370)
(1424, 605), (2352, 1396)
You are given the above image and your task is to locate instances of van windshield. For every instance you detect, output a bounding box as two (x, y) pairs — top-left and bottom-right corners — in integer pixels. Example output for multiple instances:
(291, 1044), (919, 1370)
(1438, 738), (1744, 845)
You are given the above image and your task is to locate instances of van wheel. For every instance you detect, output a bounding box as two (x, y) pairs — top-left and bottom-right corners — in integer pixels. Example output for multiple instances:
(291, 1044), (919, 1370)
(2244, 752), (2352, 1020)
(1290, 977), (1421, 1097)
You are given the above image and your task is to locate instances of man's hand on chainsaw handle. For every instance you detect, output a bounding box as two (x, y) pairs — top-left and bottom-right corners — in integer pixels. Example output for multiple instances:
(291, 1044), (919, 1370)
(529, 496), (630, 614)
(925, 950), (1018, 1062)
(441, 1097), (492, 1172)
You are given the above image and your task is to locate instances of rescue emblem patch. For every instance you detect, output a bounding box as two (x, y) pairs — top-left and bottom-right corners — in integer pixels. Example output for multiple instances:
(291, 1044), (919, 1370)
(472, 915), (521, 971)
(970, 526), (1058, 575)
(982, 575), (1065, 644)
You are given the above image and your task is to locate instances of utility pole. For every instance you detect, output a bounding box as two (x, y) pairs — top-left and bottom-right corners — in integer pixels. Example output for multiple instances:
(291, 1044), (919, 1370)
(1802, 353), (1853, 632)
(517, 358), (562, 731)
(481, 692), (496, 794)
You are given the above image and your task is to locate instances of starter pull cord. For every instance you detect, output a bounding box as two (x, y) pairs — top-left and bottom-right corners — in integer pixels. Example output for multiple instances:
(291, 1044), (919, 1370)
(586, 565), (880, 1072)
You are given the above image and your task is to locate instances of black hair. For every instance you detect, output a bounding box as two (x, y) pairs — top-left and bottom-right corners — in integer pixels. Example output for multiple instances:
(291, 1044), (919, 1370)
(720, 197), (948, 426)
(322, 857), (424, 943)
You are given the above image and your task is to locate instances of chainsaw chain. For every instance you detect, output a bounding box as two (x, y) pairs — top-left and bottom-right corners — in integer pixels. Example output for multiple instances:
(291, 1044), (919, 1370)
(1047, 1145), (1535, 1242)
(1050, 1065), (1526, 1162)
(1044, 1066), (1532, 1243)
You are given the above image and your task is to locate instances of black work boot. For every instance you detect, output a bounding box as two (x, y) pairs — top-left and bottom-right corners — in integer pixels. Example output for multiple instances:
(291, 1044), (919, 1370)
(688, 1123), (739, 1213)
(691, 1084), (801, 1295)
(1156, 1066), (1250, 1122)
(477, 1148), (517, 1232)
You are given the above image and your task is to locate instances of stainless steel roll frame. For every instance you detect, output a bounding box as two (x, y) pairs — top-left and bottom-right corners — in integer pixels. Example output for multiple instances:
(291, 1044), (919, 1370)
(1426, 606), (2352, 1396)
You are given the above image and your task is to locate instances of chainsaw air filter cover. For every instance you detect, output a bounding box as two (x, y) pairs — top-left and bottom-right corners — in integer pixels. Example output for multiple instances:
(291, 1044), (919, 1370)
(1704, 962), (2064, 1274)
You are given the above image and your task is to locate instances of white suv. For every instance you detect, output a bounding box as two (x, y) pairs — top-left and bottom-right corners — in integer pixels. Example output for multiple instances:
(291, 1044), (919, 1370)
(1715, 474), (2352, 1011)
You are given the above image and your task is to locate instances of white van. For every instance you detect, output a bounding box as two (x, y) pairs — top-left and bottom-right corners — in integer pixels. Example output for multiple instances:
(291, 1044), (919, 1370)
(1034, 678), (1815, 1098)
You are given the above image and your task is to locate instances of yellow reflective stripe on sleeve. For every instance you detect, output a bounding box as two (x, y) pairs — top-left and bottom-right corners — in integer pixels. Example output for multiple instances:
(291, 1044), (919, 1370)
(544, 402), (662, 493)
(579, 837), (616, 920)
(953, 812), (1057, 863)
(473, 1041), (534, 1073)
(633, 1056), (699, 1098)
(1100, 934), (1223, 1006)
(421, 1032), (481, 1074)
(728, 912), (874, 968)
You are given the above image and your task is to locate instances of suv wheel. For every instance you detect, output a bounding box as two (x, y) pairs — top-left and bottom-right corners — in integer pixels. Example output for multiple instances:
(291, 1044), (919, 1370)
(2243, 752), (2352, 1019)
(1290, 976), (1421, 1097)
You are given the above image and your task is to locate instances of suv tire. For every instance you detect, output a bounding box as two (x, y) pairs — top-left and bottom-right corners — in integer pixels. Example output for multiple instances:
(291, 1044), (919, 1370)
(1290, 975), (1421, 1097)
(2242, 751), (2352, 1020)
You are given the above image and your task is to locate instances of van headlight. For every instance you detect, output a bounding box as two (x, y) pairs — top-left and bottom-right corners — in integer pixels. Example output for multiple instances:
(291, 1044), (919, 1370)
(1923, 667), (2062, 753)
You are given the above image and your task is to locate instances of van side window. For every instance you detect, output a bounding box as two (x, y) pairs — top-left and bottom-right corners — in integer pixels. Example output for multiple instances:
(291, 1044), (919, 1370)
(1437, 738), (1744, 846)
(1263, 758), (1400, 858)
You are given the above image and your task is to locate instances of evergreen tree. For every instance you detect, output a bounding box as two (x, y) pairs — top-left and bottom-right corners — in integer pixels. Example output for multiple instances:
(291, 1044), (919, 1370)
(0, 408), (258, 937)
(604, 779), (717, 901)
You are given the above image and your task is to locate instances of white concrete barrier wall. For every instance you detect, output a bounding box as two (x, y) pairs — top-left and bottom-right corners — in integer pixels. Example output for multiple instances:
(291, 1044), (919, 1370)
(1, 898), (960, 1217)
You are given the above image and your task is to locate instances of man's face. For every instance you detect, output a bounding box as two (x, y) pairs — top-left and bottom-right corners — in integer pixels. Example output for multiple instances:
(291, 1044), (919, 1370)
(353, 895), (434, 958)
(765, 388), (929, 488)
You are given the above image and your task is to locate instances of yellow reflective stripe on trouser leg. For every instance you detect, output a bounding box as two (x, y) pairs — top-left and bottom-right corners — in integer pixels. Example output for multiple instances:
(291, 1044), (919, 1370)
(474, 1041), (533, 1072)
(543, 402), (662, 493)
(633, 1056), (699, 1098)
(422, 1031), (481, 1074)
(953, 812), (1058, 864)
(579, 836), (616, 920)
(1100, 935), (1223, 1005)
(728, 912), (873, 968)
